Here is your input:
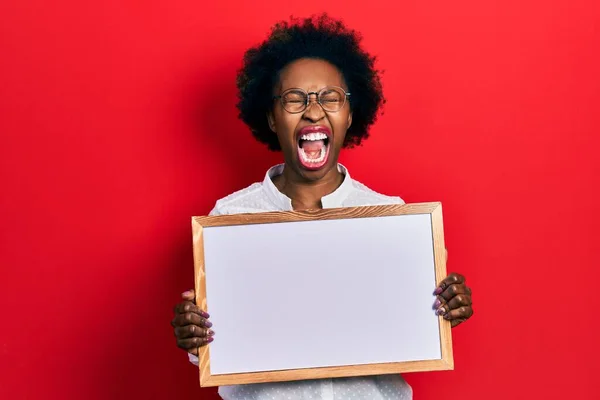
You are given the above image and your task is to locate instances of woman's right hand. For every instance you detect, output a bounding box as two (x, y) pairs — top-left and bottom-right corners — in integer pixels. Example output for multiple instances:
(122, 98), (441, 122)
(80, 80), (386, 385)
(171, 289), (214, 356)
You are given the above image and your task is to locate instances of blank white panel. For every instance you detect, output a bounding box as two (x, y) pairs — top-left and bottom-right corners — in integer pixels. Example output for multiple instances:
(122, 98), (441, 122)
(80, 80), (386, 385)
(203, 214), (441, 375)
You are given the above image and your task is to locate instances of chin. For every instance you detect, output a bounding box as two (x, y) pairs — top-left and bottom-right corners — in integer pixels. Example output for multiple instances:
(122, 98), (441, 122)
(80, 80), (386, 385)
(295, 158), (338, 181)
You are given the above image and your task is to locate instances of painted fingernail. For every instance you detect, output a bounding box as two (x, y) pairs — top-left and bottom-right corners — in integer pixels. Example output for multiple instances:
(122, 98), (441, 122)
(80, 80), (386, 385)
(433, 287), (443, 295)
(433, 299), (441, 309)
(182, 290), (194, 297)
(200, 311), (210, 318)
(207, 329), (215, 336)
(207, 337), (214, 343)
(205, 320), (213, 328)
(436, 307), (446, 316)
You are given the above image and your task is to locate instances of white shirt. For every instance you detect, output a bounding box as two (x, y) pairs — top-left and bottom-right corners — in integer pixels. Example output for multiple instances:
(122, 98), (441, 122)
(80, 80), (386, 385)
(189, 164), (412, 400)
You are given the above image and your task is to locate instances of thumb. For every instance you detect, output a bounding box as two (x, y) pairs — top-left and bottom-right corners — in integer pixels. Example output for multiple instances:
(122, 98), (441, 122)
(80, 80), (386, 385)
(181, 289), (195, 301)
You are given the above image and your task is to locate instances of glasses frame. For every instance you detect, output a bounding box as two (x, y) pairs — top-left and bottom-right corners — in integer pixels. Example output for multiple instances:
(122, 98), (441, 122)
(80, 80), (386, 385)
(273, 86), (351, 114)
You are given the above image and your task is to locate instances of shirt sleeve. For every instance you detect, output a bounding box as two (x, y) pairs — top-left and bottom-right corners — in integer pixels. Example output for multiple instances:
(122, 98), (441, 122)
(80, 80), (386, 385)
(209, 204), (222, 216)
(188, 352), (199, 366)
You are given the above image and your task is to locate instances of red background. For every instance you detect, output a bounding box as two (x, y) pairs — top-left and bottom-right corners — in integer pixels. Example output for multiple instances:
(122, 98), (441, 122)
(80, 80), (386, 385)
(1, 1), (599, 399)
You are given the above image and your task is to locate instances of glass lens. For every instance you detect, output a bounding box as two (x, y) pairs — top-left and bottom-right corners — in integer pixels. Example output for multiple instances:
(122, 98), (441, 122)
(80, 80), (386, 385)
(281, 90), (307, 113)
(319, 87), (345, 111)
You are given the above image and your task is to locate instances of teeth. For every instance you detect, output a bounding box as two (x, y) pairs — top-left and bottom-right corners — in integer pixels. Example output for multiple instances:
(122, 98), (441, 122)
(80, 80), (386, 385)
(300, 132), (328, 141)
(299, 147), (327, 164)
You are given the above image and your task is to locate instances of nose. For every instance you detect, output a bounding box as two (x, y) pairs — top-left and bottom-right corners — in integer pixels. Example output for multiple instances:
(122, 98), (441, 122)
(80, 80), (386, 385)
(302, 94), (325, 122)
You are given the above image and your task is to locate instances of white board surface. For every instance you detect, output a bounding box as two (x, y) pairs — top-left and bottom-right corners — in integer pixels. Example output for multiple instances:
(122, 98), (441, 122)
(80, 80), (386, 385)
(202, 214), (441, 375)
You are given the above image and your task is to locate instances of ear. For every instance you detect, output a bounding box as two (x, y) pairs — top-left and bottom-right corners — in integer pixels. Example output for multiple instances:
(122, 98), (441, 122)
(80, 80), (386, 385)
(347, 112), (353, 130)
(267, 111), (276, 133)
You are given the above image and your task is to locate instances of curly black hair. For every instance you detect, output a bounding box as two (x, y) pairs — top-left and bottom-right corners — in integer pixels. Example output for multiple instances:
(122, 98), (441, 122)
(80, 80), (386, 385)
(236, 14), (385, 151)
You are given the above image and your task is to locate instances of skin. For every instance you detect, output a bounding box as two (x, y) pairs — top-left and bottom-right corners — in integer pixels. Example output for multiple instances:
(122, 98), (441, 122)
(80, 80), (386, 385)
(267, 58), (352, 211)
(171, 58), (473, 356)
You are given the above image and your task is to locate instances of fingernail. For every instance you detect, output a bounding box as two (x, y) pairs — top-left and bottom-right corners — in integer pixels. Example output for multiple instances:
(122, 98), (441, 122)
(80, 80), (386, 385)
(433, 299), (441, 309)
(200, 311), (210, 319)
(443, 314), (451, 320)
(436, 307), (446, 316)
(207, 337), (214, 343)
(433, 287), (443, 295)
(205, 320), (213, 328)
(207, 329), (215, 336)
(182, 290), (194, 297)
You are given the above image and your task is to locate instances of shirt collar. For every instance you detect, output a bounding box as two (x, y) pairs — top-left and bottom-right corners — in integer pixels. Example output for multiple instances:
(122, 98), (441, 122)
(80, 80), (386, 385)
(263, 163), (354, 210)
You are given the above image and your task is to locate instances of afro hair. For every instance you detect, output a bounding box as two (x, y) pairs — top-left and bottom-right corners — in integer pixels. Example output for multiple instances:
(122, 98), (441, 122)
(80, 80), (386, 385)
(236, 14), (385, 151)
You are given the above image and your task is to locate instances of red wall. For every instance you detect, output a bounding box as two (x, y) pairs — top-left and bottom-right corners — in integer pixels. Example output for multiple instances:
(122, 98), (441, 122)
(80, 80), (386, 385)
(1, 1), (599, 399)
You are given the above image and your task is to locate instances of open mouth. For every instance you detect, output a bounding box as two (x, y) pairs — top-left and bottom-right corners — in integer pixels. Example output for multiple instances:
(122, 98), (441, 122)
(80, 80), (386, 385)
(297, 127), (331, 170)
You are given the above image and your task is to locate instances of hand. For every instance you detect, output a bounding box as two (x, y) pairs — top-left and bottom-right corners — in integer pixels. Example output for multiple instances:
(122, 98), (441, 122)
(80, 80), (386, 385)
(171, 290), (215, 355)
(433, 273), (473, 328)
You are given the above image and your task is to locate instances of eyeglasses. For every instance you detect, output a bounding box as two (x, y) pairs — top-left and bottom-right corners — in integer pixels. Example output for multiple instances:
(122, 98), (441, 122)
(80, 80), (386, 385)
(273, 86), (351, 114)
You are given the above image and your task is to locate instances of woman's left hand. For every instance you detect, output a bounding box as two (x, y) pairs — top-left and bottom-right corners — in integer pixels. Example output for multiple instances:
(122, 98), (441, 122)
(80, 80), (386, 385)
(433, 272), (473, 327)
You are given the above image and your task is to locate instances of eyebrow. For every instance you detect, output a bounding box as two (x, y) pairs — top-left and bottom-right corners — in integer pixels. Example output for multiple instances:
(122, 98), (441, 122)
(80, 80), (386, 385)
(280, 86), (345, 92)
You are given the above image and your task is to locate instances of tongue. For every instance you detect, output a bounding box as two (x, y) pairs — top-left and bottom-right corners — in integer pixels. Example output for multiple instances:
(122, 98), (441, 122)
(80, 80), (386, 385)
(301, 139), (325, 151)
(301, 139), (325, 159)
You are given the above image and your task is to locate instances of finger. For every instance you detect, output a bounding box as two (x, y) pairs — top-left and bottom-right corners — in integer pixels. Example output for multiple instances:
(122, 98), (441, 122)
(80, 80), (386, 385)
(434, 273), (465, 295)
(174, 301), (210, 319)
(177, 336), (214, 352)
(451, 318), (468, 328)
(446, 293), (472, 309)
(438, 283), (471, 302)
(172, 312), (213, 329)
(433, 293), (471, 315)
(175, 325), (215, 339)
(442, 306), (473, 321)
(181, 289), (195, 301)
(433, 295), (448, 315)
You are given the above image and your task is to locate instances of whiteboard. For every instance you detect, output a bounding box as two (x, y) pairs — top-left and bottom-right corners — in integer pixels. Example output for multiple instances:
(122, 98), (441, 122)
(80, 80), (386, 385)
(192, 203), (453, 387)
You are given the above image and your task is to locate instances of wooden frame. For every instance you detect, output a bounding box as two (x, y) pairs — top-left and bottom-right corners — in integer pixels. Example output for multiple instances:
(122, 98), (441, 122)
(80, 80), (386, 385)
(192, 202), (453, 387)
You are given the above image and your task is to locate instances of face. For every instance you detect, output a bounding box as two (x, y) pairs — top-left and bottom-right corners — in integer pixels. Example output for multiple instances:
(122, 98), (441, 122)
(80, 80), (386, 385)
(267, 58), (352, 182)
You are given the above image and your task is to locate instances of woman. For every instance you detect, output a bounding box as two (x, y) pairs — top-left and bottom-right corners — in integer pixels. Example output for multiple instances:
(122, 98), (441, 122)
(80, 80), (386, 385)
(171, 14), (473, 399)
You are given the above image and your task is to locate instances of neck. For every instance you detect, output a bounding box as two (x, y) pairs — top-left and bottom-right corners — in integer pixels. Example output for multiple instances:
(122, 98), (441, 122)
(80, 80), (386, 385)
(273, 164), (344, 210)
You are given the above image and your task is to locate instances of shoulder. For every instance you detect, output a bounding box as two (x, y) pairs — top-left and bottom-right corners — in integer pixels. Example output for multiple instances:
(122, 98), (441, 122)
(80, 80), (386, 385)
(343, 178), (405, 207)
(209, 182), (269, 216)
